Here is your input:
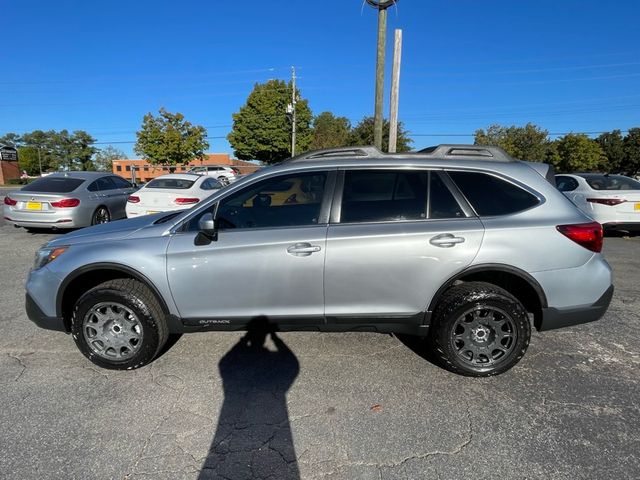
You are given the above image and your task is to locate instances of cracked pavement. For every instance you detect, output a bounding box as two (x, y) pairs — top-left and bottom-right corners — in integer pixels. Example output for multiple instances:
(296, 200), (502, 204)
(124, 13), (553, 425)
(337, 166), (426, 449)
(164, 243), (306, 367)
(0, 221), (639, 479)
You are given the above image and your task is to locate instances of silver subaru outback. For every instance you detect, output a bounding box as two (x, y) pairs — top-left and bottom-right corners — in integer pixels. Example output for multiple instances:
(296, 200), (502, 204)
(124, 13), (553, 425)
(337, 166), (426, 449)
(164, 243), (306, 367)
(25, 145), (613, 376)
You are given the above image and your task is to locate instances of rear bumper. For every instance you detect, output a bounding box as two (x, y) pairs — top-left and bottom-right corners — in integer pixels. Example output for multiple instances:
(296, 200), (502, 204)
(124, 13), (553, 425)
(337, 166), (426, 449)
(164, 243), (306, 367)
(26, 293), (67, 332)
(539, 284), (614, 331)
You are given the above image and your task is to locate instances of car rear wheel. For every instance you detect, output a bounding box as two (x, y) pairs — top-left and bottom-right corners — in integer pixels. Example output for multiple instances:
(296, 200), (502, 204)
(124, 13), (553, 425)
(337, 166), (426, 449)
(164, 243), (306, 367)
(91, 206), (110, 225)
(71, 279), (168, 370)
(217, 176), (229, 186)
(430, 282), (530, 377)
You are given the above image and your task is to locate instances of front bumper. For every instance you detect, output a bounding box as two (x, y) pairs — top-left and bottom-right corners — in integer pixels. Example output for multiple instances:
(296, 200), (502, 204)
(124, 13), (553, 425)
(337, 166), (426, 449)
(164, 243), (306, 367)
(539, 284), (614, 331)
(26, 293), (67, 332)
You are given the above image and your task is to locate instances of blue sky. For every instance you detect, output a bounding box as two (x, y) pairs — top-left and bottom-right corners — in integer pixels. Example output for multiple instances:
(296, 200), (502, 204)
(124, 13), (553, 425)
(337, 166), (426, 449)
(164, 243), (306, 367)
(2, 0), (639, 157)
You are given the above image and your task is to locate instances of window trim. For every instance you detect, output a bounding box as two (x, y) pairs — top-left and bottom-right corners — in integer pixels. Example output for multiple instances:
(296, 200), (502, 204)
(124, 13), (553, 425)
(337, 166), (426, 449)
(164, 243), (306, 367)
(330, 167), (472, 225)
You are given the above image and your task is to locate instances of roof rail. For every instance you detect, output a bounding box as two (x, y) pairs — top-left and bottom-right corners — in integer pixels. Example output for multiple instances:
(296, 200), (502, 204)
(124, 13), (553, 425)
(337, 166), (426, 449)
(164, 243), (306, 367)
(418, 144), (514, 162)
(284, 146), (382, 163)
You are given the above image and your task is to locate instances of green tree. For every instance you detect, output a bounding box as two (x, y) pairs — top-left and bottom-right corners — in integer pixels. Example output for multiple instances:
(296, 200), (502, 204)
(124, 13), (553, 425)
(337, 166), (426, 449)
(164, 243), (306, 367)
(17, 147), (42, 175)
(0, 132), (22, 147)
(347, 116), (412, 152)
(228, 79), (313, 163)
(622, 128), (640, 177)
(310, 112), (351, 150)
(596, 130), (626, 172)
(474, 123), (551, 161)
(135, 108), (209, 166)
(93, 145), (126, 172)
(20, 129), (96, 171)
(554, 134), (604, 173)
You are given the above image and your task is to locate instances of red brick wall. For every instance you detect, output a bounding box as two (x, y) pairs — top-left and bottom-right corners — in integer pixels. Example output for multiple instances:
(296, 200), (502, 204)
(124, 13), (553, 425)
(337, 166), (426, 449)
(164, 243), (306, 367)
(0, 160), (20, 184)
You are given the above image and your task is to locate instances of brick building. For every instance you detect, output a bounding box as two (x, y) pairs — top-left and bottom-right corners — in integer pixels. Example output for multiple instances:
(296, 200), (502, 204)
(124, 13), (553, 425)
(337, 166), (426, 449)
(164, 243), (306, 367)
(0, 145), (20, 185)
(112, 153), (260, 183)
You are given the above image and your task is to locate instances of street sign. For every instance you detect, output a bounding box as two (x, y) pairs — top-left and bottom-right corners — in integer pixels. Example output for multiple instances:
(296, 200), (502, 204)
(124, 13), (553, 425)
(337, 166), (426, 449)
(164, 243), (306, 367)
(0, 145), (18, 162)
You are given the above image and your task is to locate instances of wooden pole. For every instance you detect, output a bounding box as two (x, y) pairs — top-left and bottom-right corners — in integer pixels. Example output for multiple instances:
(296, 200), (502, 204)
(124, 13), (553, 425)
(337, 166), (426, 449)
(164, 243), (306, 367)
(373, 8), (387, 150)
(388, 29), (403, 153)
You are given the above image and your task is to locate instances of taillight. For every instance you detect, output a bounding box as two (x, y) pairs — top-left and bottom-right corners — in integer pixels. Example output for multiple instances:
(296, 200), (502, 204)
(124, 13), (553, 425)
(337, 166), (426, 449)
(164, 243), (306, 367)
(174, 197), (200, 205)
(586, 198), (626, 206)
(4, 196), (17, 206)
(50, 198), (80, 208)
(128, 195), (140, 203)
(556, 222), (603, 253)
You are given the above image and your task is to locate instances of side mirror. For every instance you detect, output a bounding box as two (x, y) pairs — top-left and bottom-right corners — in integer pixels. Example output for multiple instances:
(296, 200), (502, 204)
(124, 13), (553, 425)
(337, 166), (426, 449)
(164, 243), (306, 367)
(195, 212), (218, 245)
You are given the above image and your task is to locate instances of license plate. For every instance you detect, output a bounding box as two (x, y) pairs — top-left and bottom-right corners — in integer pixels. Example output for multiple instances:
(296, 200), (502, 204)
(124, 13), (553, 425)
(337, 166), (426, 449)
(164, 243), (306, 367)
(147, 210), (159, 215)
(635, 203), (640, 211)
(26, 202), (42, 211)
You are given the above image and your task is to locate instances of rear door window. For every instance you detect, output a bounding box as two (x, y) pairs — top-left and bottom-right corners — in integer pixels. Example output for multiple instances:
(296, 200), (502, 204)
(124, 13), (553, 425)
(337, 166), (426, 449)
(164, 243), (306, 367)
(21, 177), (85, 193)
(447, 171), (540, 216)
(339, 170), (465, 223)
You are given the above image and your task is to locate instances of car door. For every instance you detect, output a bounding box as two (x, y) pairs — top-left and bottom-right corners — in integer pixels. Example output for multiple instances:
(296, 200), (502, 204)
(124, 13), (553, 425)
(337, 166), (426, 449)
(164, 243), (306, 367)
(108, 175), (136, 218)
(165, 169), (335, 328)
(324, 169), (484, 323)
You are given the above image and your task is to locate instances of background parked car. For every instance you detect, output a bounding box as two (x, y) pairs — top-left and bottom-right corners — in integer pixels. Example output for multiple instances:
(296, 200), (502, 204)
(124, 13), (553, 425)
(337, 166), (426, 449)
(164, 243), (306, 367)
(556, 173), (640, 231)
(188, 165), (239, 185)
(126, 173), (222, 217)
(3, 172), (135, 229)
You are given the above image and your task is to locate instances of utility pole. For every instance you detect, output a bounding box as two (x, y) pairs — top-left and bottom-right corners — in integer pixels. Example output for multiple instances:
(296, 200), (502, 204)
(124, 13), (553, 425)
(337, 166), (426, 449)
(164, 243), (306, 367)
(37, 147), (43, 175)
(388, 29), (403, 153)
(367, 0), (397, 150)
(290, 66), (297, 157)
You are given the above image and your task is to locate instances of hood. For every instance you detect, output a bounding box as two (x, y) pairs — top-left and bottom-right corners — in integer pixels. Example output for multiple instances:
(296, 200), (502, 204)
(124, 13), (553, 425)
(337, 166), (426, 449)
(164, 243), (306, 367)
(47, 211), (184, 246)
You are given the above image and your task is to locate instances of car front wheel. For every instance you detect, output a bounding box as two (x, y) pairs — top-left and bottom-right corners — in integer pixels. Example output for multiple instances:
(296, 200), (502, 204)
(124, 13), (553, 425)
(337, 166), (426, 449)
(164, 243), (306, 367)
(430, 282), (531, 377)
(71, 279), (168, 370)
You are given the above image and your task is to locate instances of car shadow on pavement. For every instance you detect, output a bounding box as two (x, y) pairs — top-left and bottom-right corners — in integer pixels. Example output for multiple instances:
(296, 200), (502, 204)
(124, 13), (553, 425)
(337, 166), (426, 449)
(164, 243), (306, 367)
(395, 333), (442, 370)
(199, 318), (300, 480)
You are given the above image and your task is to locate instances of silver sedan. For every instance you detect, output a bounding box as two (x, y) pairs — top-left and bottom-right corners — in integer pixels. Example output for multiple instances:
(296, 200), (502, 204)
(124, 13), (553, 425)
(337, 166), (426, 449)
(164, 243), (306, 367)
(3, 171), (135, 230)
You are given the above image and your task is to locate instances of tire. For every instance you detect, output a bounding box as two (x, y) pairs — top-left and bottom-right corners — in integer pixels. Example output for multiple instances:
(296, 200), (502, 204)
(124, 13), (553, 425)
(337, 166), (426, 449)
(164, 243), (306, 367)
(430, 282), (530, 377)
(71, 279), (168, 370)
(217, 176), (229, 186)
(91, 206), (111, 225)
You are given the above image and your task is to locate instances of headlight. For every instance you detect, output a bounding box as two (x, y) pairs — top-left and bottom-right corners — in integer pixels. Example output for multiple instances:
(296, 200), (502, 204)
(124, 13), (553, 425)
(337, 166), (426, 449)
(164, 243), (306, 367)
(33, 246), (68, 270)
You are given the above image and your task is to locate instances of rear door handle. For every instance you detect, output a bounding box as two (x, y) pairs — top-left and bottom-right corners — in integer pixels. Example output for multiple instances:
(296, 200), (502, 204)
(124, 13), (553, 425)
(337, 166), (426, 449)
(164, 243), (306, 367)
(287, 243), (321, 257)
(430, 233), (465, 248)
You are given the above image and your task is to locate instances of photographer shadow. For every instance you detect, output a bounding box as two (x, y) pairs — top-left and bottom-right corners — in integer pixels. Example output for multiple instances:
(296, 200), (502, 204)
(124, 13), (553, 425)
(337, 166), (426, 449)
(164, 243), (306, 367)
(199, 319), (300, 480)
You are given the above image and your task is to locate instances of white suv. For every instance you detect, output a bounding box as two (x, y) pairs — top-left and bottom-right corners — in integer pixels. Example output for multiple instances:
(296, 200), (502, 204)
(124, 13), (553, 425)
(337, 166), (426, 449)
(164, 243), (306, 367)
(188, 165), (239, 185)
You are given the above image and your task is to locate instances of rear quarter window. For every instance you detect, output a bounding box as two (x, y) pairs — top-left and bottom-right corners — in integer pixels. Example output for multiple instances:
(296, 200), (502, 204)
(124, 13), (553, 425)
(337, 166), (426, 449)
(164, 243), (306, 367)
(21, 177), (85, 193)
(447, 171), (540, 216)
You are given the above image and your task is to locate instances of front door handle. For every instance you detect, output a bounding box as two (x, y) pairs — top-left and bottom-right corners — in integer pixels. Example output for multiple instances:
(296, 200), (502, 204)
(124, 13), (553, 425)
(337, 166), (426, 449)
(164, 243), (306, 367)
(287, 243), (321, 257)
(430, 233), (466, 248)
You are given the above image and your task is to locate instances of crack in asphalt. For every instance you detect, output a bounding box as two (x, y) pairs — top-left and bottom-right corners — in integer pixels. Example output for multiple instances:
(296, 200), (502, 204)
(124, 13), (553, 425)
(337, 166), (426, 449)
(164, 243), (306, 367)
(7, 353), (27, 382)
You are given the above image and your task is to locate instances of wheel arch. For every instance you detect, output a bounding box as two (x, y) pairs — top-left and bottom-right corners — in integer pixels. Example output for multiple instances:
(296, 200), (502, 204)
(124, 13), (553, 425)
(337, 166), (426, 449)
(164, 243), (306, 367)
(57, 263), (170, 332)
(427, 264), (548, 330)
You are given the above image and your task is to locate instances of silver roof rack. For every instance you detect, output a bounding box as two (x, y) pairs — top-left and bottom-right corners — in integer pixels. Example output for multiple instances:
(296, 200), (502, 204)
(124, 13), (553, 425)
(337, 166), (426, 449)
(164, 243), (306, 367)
(418, 144), (514, 162)
(284, 146), (382, 163)
(283, 144), (514, 163)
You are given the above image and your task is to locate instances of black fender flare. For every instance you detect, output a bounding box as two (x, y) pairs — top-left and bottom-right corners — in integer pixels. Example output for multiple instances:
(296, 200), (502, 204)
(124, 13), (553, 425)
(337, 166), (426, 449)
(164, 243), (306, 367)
(426, 263), (548, 316)
(56, 262), (171, 319)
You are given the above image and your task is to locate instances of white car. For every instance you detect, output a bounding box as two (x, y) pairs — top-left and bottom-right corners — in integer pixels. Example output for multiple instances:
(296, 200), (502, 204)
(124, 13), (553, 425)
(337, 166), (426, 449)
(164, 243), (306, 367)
(126, 173), (222, 217)
(187, 165), (239, 185)
(556, 173), (640, 231)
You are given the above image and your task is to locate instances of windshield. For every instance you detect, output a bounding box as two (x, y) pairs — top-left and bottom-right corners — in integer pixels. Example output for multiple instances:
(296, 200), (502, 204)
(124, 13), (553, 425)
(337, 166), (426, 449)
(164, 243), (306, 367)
(579, 174), (640, 191)
(21, 177), (85, 193)
(146, 178), (195, 189)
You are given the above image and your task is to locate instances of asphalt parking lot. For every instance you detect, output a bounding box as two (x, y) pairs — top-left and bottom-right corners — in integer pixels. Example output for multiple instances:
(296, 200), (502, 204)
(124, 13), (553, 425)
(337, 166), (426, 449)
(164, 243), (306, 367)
(1, 216), (639, 480)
